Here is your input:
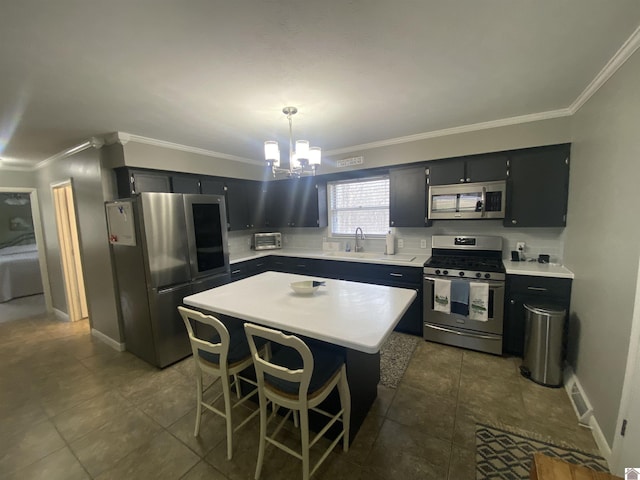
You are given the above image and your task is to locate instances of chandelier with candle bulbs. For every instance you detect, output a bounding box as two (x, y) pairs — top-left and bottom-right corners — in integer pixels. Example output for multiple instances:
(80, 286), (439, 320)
(264, 106), (321, 177)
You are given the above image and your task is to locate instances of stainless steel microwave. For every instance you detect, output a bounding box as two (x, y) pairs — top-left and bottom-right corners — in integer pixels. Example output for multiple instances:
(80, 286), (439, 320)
(252, 232), (282, 250)
(428, 181), (506, 220)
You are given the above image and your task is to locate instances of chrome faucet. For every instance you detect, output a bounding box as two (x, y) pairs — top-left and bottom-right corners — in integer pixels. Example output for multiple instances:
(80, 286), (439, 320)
(354, 227), (365, 252)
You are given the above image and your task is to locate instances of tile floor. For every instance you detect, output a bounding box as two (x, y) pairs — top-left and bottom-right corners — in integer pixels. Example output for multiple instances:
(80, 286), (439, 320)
(0, 311), (599, 480)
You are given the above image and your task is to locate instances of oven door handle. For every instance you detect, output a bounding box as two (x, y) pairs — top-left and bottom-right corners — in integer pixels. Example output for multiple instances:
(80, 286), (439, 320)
(423, 276), (505, 288)
(424, 323), (501, 341)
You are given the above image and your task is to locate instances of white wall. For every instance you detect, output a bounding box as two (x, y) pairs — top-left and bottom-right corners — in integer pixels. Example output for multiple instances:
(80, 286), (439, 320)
(564, 48), (640, 446)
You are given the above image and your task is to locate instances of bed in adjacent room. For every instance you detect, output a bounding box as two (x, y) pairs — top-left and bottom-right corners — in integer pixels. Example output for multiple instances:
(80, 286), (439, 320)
(0, 235), (43, 303)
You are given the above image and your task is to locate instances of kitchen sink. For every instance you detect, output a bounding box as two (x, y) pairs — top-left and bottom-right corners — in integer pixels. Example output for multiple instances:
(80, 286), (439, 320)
(322, 251), (416, 262)
(322, 251), (380, 259)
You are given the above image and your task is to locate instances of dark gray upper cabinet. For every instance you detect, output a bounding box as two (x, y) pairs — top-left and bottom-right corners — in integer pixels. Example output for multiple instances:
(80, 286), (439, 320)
(427, 158), (466, 185)
(427, 153), (507, 185)
(171, 174), (200, 194)
(504, 144), (570, 228)
(115, 169), (171, 196)
(389, 165), (430, 227)
(200, 178), (225, 195)
(225, 179), (267, 231)
(266, 178), (327, 228)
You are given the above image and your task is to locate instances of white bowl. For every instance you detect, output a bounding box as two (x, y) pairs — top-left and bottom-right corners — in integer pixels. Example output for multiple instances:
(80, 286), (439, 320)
(290, 281), (320, 295)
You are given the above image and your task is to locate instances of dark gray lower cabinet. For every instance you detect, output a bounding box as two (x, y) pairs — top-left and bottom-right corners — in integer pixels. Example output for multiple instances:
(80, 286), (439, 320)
(504, 274), (572, 356)
(229, 258), (269, 282)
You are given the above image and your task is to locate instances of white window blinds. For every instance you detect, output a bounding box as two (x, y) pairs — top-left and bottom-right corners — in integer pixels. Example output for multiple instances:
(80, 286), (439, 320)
(328, 176), (389, 235)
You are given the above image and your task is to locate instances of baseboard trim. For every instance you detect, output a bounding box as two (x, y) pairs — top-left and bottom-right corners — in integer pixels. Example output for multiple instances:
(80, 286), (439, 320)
(53, 308), (69, 322)
(589, 414), (613, 467)
(564, 366), (613, 467)
(91, 328), (125, 352)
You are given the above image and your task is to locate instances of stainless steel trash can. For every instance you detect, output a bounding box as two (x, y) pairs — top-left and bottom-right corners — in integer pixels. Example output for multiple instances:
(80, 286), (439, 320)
(520, 303), (566, 387)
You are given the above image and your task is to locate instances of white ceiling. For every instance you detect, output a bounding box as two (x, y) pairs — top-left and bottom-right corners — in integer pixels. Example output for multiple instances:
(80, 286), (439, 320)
(1, 1), (639, 170)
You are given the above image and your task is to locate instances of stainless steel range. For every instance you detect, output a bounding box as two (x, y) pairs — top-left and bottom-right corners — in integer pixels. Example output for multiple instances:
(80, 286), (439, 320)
(423, 235), (505, 355)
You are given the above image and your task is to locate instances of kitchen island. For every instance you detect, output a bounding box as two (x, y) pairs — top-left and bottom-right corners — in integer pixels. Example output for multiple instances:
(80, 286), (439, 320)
(183, 271), (417, 439)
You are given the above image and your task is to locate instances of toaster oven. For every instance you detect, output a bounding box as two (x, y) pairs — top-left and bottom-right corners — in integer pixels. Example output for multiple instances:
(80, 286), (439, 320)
(252, 232), (282, 250)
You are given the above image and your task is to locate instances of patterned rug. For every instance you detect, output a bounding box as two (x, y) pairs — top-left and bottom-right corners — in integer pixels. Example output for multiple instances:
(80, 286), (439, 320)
(379, 332), (419, 388)
(476, 423), (609, 479)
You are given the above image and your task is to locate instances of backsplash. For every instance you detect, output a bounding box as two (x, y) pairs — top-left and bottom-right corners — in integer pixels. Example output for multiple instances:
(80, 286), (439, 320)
(228, 221), (566, 264)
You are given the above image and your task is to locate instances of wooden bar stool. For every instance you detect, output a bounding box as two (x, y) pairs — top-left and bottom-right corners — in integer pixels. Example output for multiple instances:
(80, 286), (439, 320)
(244, 323), (351, 480)
(178, 306), (266, 460)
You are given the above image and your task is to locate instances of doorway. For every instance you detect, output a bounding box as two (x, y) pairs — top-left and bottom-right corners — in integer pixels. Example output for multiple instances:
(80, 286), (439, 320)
(52, 181), (88, 322)
(610, 255), (640, 474)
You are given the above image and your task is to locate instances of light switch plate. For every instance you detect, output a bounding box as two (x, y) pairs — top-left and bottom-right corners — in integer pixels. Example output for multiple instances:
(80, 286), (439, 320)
(398, 238), (404, 248)
(420, 239), (427, 248)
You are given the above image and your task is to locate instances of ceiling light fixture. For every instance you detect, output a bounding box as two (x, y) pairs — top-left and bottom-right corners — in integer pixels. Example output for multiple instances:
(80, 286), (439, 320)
(264, 106), (321, 178)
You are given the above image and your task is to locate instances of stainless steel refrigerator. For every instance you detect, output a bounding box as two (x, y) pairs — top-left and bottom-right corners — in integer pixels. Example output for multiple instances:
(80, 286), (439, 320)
(106, 192), (230, 368)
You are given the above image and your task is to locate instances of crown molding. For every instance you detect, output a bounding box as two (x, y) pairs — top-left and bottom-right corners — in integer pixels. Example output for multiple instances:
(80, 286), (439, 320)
(325, 108), (572, 156)
(569, 24), (640, 115)
(34, 137), (103, 170)
(109, 131), (262, 166)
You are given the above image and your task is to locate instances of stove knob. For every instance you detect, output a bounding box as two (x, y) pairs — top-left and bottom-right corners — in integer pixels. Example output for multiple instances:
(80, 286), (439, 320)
(484, 273), (491, 279)
(459, 271), (465, 277)
(435, 269), (441, 275)
(443, 270), (449, 276)
(475, 272), (482, 278)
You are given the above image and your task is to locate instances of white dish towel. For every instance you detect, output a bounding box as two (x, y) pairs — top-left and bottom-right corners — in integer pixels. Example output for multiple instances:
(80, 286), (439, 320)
(469, 282), (489, 322)
(433, 279), (451, 314)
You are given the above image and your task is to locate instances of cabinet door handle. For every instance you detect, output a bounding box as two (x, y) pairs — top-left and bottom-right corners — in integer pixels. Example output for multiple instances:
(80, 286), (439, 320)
(527, 286), (548, 291)
(511, 219), (517, 225)
(459, 178), (465, 182)
(390, 273), (403, 277)
(466, 178), (471, 182)
(231, 269), (241, 274)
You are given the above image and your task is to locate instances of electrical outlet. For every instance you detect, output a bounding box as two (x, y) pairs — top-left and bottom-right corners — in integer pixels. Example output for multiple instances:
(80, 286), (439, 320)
(516, 242), (526, 252)
(398, 238), (404, 249)
(420, 239), (427, 249)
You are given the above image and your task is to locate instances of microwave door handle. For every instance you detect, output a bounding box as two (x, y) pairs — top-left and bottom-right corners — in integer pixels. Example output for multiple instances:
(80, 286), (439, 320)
(481, 186), (486, 218)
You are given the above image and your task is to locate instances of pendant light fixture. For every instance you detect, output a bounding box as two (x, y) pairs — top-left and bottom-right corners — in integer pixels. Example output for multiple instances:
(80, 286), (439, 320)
(264, 106), (321, 177)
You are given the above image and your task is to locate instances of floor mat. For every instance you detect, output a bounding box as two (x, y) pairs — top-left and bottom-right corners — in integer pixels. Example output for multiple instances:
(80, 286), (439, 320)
(379, 332), (418, 388)
(476, 423), (608, 479)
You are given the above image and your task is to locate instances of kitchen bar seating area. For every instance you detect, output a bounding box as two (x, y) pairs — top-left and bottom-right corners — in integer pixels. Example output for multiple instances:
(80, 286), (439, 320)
(0, 312), (600, 479)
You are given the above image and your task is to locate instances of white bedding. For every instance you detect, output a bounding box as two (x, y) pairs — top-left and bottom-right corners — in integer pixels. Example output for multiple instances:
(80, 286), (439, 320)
(0, 244), (43, 302)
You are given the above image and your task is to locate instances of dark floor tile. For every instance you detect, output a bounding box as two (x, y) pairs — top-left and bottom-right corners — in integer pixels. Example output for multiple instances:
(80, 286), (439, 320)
(448, 444), (475, 480)
(51, 390), (133, 443)
(130, 370), (196, 427)
(69, 406), (163, 477)
(3, 446), (90, 480)
(169, 405), (234, 458)
(181, 460), (229, 480)
(94, 430), (200, 480)
(0, 419), (66, 476)
(386, 383), (456, 441)
(363, 418), (451, 480)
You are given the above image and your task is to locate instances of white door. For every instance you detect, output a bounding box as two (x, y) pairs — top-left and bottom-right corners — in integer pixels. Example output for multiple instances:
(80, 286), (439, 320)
(611, 257), (640, 473)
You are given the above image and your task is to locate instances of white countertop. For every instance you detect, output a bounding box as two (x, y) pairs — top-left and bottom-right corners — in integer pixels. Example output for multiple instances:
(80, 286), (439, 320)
(183, 271), (417, 354)
(503, 260), (574, 279)
(230, 249), (574, 279)
(230, 248), (430, 268)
